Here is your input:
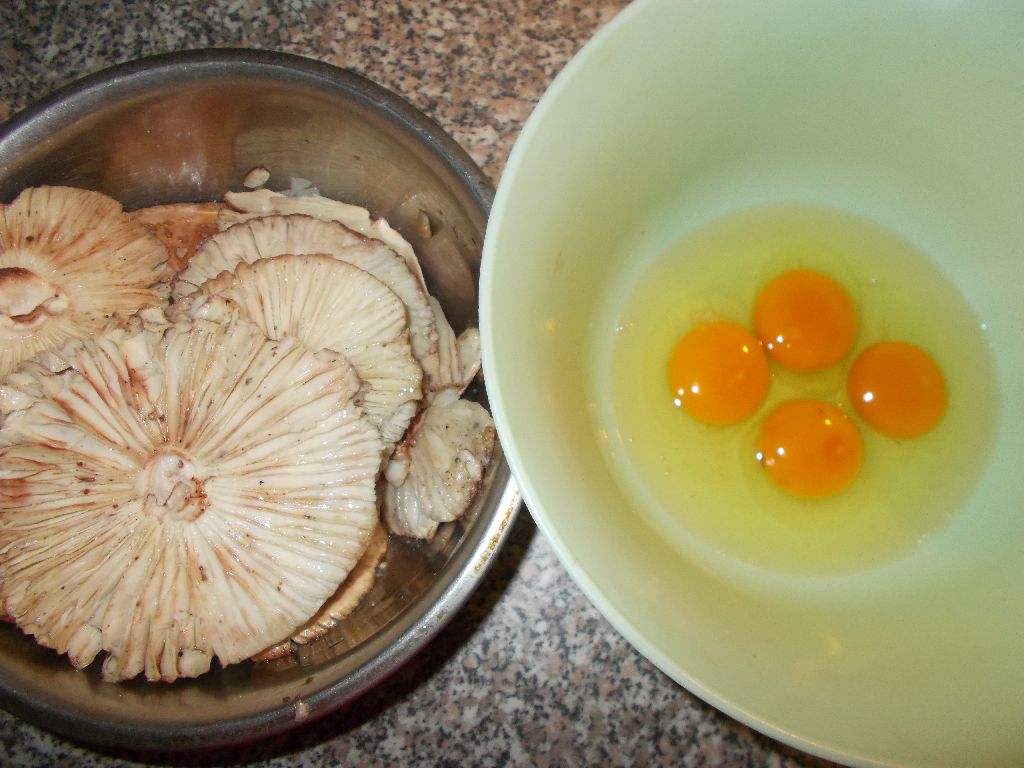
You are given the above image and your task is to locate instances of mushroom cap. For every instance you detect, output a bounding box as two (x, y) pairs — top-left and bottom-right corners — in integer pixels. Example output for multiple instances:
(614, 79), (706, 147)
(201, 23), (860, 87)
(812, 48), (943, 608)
(0, 186), (172, 380)
(128, 201), (223, 272)
(382, 387), (496, 539)
(221, 187), (427, 291)
(430, 296), (461, 394)
(0, 313), (384, 682)
(176, 254), (423, 448)
(175, 214), (442, 389)
(173, 213), (360, 298)
(456, 326), (482, 390)
(429, 295), (485, 395)
(251, 522), (389, 662)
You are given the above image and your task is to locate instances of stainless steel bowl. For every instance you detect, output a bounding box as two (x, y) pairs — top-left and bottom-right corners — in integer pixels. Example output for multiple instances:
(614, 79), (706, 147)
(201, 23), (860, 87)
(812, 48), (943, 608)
(0, 49), (518, 750)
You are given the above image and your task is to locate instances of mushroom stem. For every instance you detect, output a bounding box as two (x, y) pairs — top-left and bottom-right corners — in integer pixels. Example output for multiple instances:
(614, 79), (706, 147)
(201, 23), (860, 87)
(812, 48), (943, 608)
(136, 450), (207, 522)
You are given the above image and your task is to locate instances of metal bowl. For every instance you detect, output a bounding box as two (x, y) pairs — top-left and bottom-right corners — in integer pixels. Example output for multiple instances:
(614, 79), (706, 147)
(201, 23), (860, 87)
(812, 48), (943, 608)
(0, 49), (518, 750)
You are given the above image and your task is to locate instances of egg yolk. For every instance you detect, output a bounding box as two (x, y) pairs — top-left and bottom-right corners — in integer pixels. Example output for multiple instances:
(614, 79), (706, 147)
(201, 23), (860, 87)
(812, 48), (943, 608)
(667, 320), (770, 426)
(756, 400), (863, 498)
(847, 341), (947, 437)
(753, 268), (857, 372)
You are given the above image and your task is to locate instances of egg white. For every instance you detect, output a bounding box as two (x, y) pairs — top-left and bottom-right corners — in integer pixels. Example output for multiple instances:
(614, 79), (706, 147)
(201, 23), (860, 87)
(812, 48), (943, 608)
(591, 204), (996, 578)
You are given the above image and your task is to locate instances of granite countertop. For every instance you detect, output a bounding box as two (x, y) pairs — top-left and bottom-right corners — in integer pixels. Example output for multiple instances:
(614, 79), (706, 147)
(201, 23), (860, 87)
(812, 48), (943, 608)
(0, 2), (839, 766)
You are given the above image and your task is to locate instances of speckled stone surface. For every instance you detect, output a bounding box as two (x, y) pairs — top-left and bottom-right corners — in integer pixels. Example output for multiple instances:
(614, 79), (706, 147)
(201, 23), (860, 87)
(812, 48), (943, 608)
(0, 2), (842, 766)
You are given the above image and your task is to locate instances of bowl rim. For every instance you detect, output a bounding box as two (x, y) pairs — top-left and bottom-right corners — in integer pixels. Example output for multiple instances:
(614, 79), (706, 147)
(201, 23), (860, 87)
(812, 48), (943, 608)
(0, 48), (496, 206)
(0, 48), (520, 750)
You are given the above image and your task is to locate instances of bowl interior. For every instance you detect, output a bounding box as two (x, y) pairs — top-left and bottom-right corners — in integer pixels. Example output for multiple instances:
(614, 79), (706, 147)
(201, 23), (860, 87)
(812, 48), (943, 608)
(0, 50), (515, 749)
(482, 2), (1024, 765)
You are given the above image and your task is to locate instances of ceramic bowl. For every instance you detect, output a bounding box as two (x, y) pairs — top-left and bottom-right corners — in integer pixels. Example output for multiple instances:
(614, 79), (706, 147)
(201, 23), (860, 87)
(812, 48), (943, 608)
(481, 2), (1024, 765)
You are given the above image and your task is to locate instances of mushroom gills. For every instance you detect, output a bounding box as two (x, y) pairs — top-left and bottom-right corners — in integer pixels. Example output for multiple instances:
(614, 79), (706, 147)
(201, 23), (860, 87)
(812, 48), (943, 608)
(0, 313), (384, 682)
(173, 253), (423, 451)
(175, 213), (444, 391)
(251, 523), (389, 662)
(0, 185), (171, 380)
(221, 186), (427, 291)
(382, 387), (497, 540)
(0, 180), (498, 681)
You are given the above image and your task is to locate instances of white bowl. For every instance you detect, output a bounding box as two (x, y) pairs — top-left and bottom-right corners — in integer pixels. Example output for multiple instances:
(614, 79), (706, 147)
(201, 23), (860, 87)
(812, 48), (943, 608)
(481, 2), (1024, 765)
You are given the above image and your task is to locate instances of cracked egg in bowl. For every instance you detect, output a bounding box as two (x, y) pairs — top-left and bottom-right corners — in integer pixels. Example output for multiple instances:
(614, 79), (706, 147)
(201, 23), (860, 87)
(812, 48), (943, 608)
(0, 49), (517, 749)
(481, 1), (1024, 766)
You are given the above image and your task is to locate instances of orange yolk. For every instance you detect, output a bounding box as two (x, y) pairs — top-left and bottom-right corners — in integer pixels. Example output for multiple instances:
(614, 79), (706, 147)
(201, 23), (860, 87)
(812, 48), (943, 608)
(667, 320), (770, 426)
(753, 268), (857, 372)
(847, 341), (947, 437)
(756, 400), (863, 498)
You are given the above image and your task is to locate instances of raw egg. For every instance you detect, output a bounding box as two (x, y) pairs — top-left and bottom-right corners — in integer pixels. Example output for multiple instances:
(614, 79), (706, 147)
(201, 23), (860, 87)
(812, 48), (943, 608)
(753, 268), (857, 372)
(755, 400), (862, 499)
(848, 341), (947, 438)
(593, 203), (996, 577)
(666, 321), (769, 425)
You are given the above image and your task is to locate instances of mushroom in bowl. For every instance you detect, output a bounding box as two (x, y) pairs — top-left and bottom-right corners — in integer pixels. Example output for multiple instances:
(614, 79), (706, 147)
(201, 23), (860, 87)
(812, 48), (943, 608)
(0, 49), (517, 750)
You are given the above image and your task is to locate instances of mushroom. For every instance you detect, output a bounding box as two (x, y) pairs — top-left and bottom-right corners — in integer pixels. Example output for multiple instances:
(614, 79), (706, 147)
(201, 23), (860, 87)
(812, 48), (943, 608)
(429, 296), (485, 394)
(0, 186), (172, 381)
(382, 387), (496, 540)
(217, 191), (475, 395)
(220, 187), (427, 291)
(252, 523), (389, 662)
(128, 201), (223, 272)
(172, 213), (359, 298)
(173, 214), (444, 390)
(456, 326), (482, 386)
(379, 301), (490, 539)
(173, 254), (423, 449)
(0, 310), (384, 682)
